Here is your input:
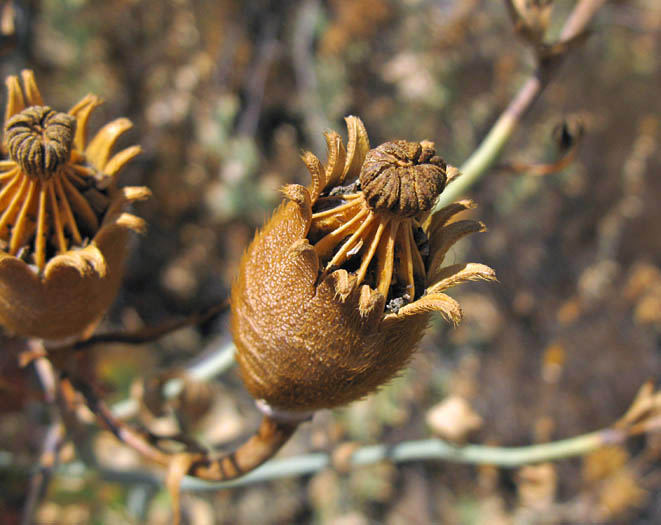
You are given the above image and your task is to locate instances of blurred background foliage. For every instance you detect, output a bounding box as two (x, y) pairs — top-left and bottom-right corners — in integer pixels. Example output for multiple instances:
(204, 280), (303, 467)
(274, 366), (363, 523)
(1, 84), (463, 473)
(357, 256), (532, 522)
(0, 0), (659, 523)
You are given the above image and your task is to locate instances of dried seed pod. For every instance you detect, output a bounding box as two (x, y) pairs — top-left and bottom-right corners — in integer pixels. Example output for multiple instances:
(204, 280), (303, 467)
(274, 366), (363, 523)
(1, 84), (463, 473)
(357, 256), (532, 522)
(231, 116), (496, 412)
(5, 105), (75, 180)
(0, 70), (150, 342)
(360, 139), (447, 217)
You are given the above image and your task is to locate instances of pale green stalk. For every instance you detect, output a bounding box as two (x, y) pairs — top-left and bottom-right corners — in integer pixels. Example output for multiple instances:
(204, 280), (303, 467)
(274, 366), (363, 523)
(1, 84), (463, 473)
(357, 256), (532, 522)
(433, 0), (607, 212)
(16, 427), (616, 491)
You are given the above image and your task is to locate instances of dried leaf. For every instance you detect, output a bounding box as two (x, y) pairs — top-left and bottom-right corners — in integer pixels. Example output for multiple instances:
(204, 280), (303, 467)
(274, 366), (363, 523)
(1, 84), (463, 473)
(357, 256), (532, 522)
(426, 395), (483, 442)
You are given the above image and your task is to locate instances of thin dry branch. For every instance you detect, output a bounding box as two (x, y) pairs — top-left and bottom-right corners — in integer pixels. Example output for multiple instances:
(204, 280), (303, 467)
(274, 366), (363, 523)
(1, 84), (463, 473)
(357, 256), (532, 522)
(59, 372), (302, 482)
(21, 422), (65, 525)
(50, 300), (228, 352)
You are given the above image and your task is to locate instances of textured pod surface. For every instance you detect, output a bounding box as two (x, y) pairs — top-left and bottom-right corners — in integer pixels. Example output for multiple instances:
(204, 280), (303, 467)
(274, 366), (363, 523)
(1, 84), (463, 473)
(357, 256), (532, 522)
(231, 117), (495, 412)
(5, 106), (76, 180)
(0, 70), (149, 342)
(231, 192), (430, 410)
(360, 140), (447, 217)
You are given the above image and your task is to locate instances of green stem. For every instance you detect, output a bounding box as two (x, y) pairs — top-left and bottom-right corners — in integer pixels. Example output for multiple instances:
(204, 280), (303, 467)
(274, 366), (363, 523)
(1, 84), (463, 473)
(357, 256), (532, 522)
(179, 427), (616, 490)
(432, 0), (607, 212)
(350, 429), (611, 469)
(434, 105), (520, 210)
(12, 426), (617, 491)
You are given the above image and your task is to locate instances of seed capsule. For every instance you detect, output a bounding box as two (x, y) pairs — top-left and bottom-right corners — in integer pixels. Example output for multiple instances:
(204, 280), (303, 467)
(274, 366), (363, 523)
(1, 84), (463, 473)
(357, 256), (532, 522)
(360, 139), (447, 217)
(231, 116), (495, 412)
(0, 70), (150, 342)
(5, 105), (76, 180)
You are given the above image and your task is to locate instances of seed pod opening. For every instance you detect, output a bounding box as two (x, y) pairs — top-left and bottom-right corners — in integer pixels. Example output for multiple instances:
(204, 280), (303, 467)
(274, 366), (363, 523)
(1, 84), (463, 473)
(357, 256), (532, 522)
(231, 116), (496, 412)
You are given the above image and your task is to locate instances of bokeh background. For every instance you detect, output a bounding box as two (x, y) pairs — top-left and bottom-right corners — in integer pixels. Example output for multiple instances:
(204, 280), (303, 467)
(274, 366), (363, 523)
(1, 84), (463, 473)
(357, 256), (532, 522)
(0, 0), (659, 523)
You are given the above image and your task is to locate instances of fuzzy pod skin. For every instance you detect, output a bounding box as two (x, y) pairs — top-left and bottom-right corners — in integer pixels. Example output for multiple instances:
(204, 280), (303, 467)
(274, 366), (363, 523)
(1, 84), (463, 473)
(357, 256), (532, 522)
(231, 117), (495, 412)
(0, 70), (150, 343)
(232, 190), (429, 410)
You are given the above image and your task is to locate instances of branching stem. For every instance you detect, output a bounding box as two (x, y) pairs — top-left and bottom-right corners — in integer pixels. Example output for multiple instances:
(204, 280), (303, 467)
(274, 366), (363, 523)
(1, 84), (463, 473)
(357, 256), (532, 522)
(59, 372), (301, 482)
(433, 0), (607, 211)
(10, 425), (625, 492)
(182, 426), (621, 490)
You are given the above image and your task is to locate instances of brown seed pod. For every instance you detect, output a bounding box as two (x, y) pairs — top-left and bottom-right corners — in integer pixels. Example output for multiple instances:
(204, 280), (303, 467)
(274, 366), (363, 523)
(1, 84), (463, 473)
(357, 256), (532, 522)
(231, 116), (496, 413)
(5, 105), (76, 180)
(0, 70), (150, 342)
(360, 139), (447, 217)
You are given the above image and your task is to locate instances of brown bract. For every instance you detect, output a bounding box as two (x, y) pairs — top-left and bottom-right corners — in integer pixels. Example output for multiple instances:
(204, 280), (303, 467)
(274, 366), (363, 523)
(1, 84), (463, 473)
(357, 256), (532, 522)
(231, 116), (496, 412)
(0, 70), (150, 342)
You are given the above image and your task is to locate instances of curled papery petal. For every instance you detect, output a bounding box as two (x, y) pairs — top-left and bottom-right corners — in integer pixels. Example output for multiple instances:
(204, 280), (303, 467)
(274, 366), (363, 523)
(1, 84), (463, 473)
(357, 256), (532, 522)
(341, 116), (370, 183)
(426, 263), (497, 294)
(85, 117), (133, 171)
(388, 292), (462, 325)
(68, 94), (103, 152)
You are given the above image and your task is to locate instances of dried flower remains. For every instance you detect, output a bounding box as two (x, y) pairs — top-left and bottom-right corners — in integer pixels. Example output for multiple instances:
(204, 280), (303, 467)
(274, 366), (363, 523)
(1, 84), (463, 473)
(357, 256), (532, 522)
(231, 116), (496, 412)
(0, 70), (150, 342)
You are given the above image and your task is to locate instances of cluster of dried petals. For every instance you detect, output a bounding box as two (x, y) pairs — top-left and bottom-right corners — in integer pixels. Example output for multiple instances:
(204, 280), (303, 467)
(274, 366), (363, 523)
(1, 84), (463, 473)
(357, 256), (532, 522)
(231, 116), (496, 412)
(0, 70), (150, 342)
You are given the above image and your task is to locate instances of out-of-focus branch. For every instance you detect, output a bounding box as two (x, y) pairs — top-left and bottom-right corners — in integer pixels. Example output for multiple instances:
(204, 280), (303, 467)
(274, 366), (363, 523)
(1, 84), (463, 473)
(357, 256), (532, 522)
(178, 428), (614, 491)
(21, 422), (65, 525)
(58, 300), (228, 351)
(45, 301), (230, 421)
(235, 19), (280, 137)
(4, 383), (657, 497)
(110, 338), (235, 420)
(21, 356), (65, 525)
(61, 372), (303, 483)
(433, 0), (607, 211)
(560, 0), (608, 41)
(0, 422), (649, 492)
(42, 301), (232, 420)
(94, 383), (661, 491)
(57, 368), (303, 525)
